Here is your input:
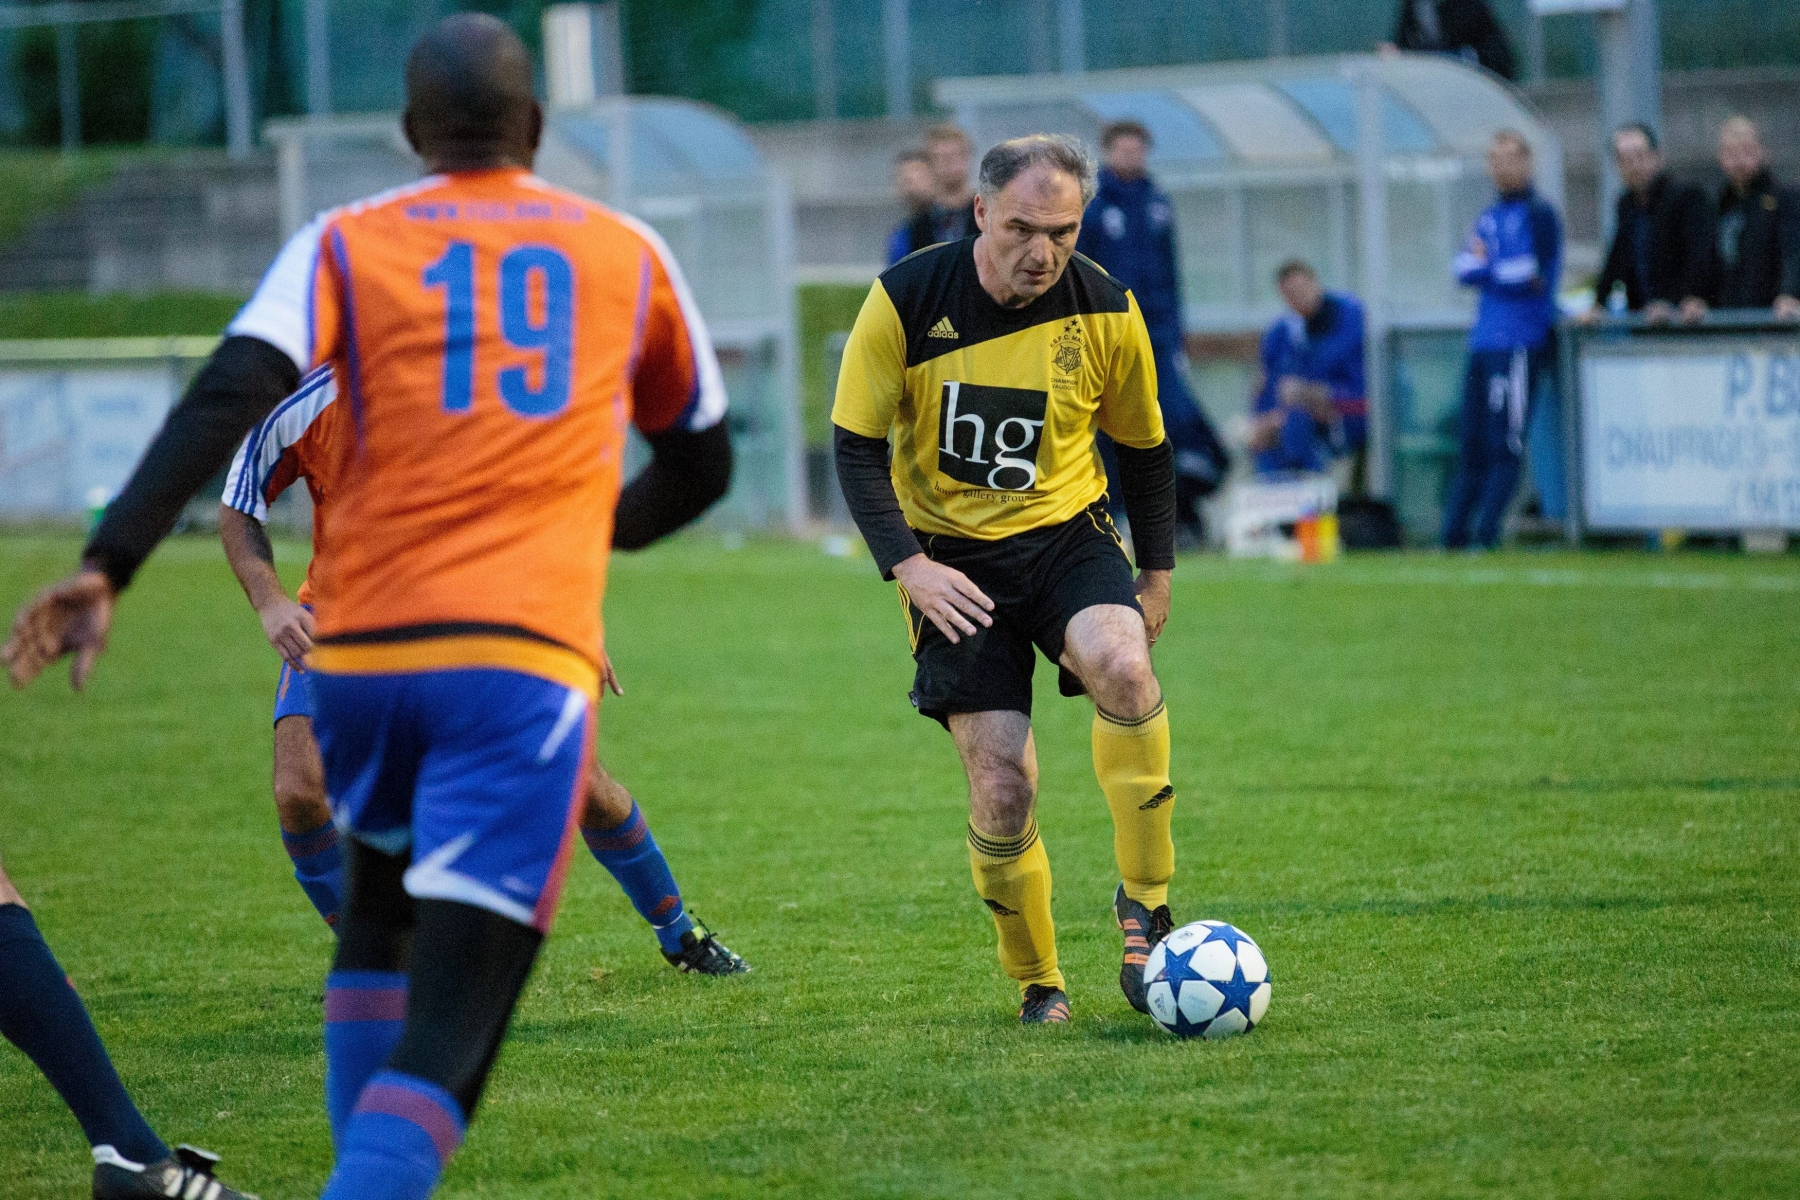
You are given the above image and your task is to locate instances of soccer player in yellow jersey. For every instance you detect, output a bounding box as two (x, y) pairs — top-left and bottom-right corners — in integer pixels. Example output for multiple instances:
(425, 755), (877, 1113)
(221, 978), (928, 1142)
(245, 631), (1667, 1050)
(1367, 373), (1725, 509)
(832, 134), (1183, 1024)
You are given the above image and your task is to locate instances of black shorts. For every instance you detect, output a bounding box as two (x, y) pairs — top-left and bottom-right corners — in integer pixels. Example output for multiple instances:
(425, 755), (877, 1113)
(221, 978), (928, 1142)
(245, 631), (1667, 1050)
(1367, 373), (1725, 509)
(900, 502), (1141, 727)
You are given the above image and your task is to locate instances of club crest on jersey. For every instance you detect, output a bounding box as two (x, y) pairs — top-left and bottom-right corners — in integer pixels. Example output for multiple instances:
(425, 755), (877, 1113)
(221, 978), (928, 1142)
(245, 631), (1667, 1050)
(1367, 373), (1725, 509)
(1051, 320), (1084, 379)
(937, 381), (1047, 492)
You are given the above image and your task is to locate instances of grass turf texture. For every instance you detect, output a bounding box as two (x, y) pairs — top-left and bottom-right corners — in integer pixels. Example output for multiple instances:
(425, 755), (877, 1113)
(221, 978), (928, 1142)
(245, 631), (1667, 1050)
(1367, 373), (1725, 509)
(1, 536), (1797, 1199)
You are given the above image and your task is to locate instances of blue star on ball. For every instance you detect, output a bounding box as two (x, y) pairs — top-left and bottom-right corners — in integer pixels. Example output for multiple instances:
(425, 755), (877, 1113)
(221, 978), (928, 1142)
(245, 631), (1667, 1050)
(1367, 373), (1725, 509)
(1199, 923), (1251, 953)
(1153, 943), (1216, 1037)
(1213, 959), (1262, 1023)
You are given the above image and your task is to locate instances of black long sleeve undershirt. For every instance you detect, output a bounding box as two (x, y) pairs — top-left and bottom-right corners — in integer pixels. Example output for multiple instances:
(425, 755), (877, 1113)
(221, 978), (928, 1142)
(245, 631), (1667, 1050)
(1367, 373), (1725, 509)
(1114, 439), (1177, 571)
(833, 425), (922, 579)
(612, 422), (734, 550)
(84, 335), (299, 592)
(834, 424), (1177, 576)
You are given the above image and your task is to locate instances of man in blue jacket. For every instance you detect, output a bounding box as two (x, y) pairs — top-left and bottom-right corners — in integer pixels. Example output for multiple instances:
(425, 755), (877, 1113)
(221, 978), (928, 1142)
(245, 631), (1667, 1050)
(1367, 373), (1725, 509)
(1442, 130), (1563, 548)
(1251, 261), (1367, 476)
(1078, 120), (1228, 544)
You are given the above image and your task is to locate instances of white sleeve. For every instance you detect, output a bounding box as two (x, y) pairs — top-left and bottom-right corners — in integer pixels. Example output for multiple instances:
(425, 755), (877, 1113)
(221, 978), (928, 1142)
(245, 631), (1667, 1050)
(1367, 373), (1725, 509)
(227, 214), (329, 373)
(219, 434), (268, 521)
(613, 209), (729, 433)
(219, 367), (338, 521)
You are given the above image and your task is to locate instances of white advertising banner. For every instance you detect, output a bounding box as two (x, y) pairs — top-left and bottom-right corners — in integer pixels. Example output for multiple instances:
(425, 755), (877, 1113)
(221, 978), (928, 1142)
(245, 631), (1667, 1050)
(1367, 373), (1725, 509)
(0, 367), (178, 516)
(1581, 339), (1800, 530)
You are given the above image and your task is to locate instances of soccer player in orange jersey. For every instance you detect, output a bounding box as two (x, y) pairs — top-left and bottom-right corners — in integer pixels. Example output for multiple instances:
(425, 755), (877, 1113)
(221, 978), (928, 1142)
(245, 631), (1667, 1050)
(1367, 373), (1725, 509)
(217, 367), (746, 973)
(6, 16), (733, 1198)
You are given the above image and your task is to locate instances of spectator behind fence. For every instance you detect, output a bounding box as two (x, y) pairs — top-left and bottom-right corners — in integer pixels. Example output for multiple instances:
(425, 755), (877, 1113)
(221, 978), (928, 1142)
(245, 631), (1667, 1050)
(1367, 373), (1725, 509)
(1442, 130), (1564, 549)
(896, 124), (976, 259)
(1250, 262), (1366, 477)
(886, 148), (937, 266)
(1582, 124), (1712, 325)
(1077, 119), (1231, 545)
(1710, 117), (1800, 320)
(1382, 0), (1517, 81)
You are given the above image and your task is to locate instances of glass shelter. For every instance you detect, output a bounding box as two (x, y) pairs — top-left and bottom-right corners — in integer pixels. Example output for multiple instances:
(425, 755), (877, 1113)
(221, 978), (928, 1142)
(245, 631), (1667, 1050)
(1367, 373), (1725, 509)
(265, 99), (803, 534)
(937, 53), (1561, 512)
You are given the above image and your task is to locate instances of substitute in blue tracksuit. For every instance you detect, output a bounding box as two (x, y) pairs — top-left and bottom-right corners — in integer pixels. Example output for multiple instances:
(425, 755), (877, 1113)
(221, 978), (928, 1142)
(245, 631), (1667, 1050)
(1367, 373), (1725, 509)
(1077, 120), (1229, 540)
(1443, 130), (1564, 549)
(1252, 263), (1367, 475)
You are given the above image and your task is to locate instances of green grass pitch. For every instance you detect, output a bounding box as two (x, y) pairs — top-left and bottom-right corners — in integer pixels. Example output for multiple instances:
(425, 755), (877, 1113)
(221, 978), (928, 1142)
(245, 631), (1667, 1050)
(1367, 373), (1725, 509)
(2, 535), (1797, 1199)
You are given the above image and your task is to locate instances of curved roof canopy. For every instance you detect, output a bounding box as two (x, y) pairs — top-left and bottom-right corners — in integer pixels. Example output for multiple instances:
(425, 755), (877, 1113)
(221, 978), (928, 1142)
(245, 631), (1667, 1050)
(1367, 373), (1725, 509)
(935, 53), (1558, 193)
(543, 98), (766, 196)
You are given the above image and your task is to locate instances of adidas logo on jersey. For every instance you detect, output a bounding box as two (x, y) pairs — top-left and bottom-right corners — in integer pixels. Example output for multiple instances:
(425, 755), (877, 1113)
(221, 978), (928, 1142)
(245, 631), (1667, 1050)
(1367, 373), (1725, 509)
(927, 317), (958, 339)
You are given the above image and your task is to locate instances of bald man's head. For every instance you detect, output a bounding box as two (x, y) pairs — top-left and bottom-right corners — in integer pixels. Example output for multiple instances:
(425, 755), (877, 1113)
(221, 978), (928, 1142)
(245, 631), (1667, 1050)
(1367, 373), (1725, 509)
(403, 13), (542, 172)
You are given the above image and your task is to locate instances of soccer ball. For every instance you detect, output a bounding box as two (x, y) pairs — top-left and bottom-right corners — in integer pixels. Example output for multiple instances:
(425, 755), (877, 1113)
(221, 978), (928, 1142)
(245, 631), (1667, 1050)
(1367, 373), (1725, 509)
(1143, 920), (1271, 1040)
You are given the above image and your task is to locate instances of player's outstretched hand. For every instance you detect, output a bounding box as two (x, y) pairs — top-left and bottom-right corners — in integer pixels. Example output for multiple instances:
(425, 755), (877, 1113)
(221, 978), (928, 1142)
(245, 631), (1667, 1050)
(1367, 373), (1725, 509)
(3, 569), (115, 691)
(601, 652), (624, 697)
(258, 596), (315, 669)
(892, 553), (994, 645)
(1135, 569), (1171, 647)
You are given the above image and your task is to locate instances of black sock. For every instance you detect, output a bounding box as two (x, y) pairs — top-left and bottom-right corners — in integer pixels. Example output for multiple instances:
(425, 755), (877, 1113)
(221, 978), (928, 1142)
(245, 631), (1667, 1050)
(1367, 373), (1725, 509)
(0, 904), (169, 1165)
(389, 899), (543, 1116)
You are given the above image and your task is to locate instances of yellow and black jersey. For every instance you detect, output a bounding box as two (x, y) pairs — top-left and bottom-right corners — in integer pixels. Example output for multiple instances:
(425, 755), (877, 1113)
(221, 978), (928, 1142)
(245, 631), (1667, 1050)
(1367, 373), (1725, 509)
(831, 236), (1164, 542)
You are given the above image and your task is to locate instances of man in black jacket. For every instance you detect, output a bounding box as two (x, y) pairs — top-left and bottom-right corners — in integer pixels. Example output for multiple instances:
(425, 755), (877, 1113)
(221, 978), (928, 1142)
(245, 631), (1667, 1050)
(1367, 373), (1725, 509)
(1387, 0), (1516, 81)
(1582, 124), (1713, 325)
(1711, 116), (1800, 320)
(898, 124), (977, 259)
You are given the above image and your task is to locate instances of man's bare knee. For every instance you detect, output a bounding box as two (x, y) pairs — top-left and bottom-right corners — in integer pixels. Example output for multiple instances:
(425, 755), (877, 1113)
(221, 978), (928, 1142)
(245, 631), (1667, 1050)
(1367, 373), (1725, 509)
(581, 760), (635, 830)
(272, 716), (331, 833)
(1063, 606), (1160, 718)
(1092, 644), (1158, 712)
(950, 712), (1038, 837)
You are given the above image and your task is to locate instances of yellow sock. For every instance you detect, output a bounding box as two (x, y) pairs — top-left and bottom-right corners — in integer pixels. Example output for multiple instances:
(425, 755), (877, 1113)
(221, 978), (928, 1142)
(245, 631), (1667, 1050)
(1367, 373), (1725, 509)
(967, 820), (1063, 992)
(1093, 699), (1175, 910)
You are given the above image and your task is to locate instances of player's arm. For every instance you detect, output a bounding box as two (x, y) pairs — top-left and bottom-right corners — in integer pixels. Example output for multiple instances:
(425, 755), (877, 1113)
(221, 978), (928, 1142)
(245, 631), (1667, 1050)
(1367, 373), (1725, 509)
(1453, 221), (1494, 288)
(831, 280), (992, 643)
(4, 217), (327, 690)
(616, 233), (734, 550)
(219, 506), (313, 669)
(4, 336), (300, 689)
(1099, 298), (1176, 641)
(613, 424), (733, 550)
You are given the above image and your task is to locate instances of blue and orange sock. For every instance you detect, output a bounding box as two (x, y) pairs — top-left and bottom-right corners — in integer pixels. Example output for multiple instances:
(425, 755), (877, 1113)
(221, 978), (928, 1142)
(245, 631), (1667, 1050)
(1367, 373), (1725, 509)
(582, 803), (694, 954)
(320, 1070), (463, 1200)
(282, 821), (345, 927)
(322, 970), (408, 1143)
(0, 904), (169, 1165)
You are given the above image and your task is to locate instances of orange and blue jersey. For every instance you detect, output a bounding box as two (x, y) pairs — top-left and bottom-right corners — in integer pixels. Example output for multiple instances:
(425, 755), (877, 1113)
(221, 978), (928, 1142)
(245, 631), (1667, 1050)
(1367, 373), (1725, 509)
(226, 168), (725, 934)
(227, 167), (726, 701)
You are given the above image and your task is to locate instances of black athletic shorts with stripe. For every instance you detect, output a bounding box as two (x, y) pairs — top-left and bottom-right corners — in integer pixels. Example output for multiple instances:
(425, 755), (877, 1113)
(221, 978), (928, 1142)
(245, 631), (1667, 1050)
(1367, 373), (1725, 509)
(899, 500), (1141, 727)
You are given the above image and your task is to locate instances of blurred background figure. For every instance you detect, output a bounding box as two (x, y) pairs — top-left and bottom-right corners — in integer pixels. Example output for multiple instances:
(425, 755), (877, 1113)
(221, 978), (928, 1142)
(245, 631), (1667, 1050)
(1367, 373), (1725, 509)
(1584, 124), (1713, 325)
(1710, 116), (1800, 320)
(886, 147), (937, 265)
(1078, 119), (1230, 547)
(1383, 0), (1516, 81)
(895, 124), (976, 258)
(1442, 130), (1564, 549)
(1249, 261), (1366, 482)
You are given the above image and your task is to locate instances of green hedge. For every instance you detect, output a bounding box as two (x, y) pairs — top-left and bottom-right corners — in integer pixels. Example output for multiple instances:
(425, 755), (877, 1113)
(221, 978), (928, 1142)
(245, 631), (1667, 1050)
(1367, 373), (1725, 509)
(798, 282), (869, 447)
(0, 290), (244, 340)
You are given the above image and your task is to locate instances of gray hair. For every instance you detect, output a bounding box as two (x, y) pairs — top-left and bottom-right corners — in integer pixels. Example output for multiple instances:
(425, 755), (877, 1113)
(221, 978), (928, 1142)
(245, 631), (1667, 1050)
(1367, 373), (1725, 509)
(977, 134), (1098, 206)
